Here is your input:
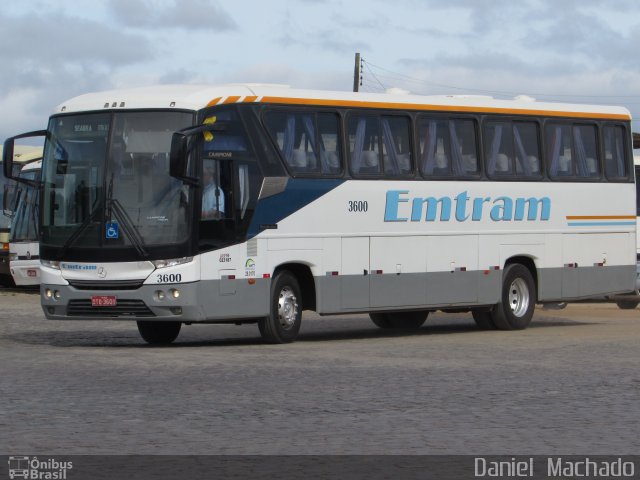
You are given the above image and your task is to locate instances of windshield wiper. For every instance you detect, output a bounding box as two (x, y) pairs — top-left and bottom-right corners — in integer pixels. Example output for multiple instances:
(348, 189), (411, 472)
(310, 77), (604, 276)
(107, 197), (149, 258)
(55, 207), (101, 261)
(105, 172), (148, 258)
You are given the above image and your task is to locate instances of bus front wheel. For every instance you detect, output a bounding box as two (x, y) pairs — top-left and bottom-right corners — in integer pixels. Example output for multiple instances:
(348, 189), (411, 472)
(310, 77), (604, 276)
(369, 311), (428, 329)
(490, 263), (536, 330)
(258, 271), (302, 343)
(137, 321), (181, 345)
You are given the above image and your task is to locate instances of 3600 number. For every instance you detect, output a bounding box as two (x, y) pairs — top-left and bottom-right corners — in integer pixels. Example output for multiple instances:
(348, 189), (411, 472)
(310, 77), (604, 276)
(157, 273), (182, 283)
(348, 200), (368, 212)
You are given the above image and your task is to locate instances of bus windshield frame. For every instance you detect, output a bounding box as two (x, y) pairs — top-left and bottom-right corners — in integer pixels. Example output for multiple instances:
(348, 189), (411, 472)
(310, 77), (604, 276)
(40, 109), (197, 262)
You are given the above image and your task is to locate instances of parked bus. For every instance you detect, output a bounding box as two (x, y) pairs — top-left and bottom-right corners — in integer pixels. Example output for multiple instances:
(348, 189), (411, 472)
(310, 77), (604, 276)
(0, 145), (42, 286)
(3, 85), (636, 344)
(9, 158), (42, 286)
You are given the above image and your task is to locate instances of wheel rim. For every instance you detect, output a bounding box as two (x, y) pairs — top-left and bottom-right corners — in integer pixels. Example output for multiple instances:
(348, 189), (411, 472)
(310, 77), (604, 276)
(508, 278), (530, 317)
(278, 286), (298, 330)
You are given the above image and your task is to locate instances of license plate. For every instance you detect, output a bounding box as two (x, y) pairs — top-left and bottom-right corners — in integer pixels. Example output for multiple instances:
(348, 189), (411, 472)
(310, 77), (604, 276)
(91, 295), (117, 307)
(27, 269), (37, 277)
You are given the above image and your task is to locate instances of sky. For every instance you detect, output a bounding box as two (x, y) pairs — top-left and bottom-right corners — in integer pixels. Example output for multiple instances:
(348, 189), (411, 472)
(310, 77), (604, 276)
(2, 0), (640, 141)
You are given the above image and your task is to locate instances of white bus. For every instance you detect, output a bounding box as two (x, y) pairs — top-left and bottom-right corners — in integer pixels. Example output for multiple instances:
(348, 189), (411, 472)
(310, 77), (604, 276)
(0, 145), (42, 286)
(3, 84), (636, 344)
(9, 158), (42, 286)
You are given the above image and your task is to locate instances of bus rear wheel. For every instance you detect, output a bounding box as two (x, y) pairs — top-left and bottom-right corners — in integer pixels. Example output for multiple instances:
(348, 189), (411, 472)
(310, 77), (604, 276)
(369, 311), (428, 329)
(137, 321), (181, 345)
(258, 271), (302, 344)
(490, 263), (536, 330)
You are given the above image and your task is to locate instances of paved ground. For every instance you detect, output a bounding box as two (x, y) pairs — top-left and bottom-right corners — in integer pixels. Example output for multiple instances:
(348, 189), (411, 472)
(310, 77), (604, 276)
(1, 289), (639, 455)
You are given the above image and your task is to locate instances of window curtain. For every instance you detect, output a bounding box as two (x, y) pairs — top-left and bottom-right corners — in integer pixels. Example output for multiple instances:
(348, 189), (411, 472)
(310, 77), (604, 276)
(351, 118), (366, 173)
(548, 126), (562, 177)
(381, 118), (401, 175)
(573, 127), (588, 177)
(513, 125), (532, 176)
(421, 121), (437, 174)
(487, 124), (503, 174)
(449, 121), (465, 176)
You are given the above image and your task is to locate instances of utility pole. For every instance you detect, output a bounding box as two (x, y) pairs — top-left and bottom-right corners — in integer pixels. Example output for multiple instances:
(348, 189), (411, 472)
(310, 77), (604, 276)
(353, 52), (361, 92)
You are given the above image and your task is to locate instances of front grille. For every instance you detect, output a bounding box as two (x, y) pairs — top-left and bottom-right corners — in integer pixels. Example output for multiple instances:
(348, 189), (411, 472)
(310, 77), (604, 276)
(68, 279), (145, 290)
(67, 299), (155, 317)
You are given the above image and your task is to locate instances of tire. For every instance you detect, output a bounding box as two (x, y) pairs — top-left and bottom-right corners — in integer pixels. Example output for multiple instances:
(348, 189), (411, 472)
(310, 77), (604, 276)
(369, 311), (428, 329)
(137, 321), (181, 345)
(472, 309), (496, 330)
(258, 271), (302, 343)
(490, 263), (536, 331)
(615, 300), (639, 310)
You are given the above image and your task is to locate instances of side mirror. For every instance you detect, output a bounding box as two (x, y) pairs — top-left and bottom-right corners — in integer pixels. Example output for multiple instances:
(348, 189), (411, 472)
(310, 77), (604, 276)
(169, 123), (227, 185)
(169, 132), (189, 179)
(3, 130), (47, 186)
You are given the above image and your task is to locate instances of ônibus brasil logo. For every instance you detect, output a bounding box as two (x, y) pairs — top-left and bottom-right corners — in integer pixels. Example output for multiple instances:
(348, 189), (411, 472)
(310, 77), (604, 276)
(8, 456), (73, 479)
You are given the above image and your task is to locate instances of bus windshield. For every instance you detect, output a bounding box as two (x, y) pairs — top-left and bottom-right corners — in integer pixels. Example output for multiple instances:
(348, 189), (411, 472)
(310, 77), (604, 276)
(41, 111), (194, 258)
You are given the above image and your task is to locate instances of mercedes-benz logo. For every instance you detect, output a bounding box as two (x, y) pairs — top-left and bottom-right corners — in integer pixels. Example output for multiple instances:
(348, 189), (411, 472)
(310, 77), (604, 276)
(26, 251), (31, 260)
(98, 267), (107, 278)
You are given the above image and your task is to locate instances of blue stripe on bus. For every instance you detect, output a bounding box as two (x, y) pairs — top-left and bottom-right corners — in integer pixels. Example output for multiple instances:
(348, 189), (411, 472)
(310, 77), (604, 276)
(248, 178), (344, 238)
(567, 221), (636, 226)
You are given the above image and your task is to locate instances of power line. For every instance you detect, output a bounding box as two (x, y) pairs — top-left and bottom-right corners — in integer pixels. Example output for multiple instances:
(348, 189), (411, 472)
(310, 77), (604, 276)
(362, 58), (640, 100)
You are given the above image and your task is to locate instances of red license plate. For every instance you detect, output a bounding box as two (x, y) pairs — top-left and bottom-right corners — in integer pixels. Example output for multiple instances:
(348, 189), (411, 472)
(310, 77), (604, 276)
(91, 295), (117, 307)
(27, 269), (37, 277)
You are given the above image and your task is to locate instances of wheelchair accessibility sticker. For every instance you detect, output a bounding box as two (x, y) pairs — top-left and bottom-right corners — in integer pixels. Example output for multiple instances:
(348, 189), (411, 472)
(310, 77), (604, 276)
(106, 222), (119, 239)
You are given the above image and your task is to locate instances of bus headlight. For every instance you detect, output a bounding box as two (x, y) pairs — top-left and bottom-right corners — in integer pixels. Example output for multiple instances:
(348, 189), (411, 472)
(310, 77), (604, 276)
(152, 257), (193, 269)
(45, 288), (53, 299)
(41, 260), (61, 270)
(9, 253), (17, 262)
(170, 288), (180, 299)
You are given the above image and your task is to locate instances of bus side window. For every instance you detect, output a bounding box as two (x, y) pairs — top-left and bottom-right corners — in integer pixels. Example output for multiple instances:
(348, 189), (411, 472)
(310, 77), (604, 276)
(484, 121), (514, 177)
(264, 110), (342, 177)
(603, 125), (628, 180)
(348, 115), (381, 176)
(573, 124), (599, 178)
(513, 122), (542, 178)
(546, 124), (574, 178)
(381, 116), (412, 176)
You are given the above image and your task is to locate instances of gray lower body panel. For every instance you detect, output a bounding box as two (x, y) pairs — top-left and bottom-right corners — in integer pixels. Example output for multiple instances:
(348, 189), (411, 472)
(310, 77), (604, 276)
(41, 264), (635, 322)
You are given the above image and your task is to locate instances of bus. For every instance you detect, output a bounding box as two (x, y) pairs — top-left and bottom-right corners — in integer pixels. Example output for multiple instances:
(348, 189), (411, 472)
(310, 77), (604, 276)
(9, 158), (42, 286)
(0, 145), (42, 286)
(2, 84), (636, 344)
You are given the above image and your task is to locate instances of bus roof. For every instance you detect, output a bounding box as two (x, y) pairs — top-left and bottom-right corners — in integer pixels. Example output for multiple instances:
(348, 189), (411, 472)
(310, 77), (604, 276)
(53, 83), (632, 121)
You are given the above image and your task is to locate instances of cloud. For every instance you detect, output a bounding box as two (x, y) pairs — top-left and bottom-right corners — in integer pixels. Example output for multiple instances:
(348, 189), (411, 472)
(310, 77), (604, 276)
(107, 0), (237, 31)
(0, 9), (154, 140)
(0, 12), (153, 68)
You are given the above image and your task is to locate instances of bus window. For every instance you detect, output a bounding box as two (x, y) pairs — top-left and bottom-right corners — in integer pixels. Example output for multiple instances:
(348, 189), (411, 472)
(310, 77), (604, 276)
(547, 123), (600, 179)
(603, 125), (628, 179)
(419, 117), (478, 178)
(264, 110), (342, 176)
(485, 120), (515, 177)
(381, 116), (412, 176)
(546, 124), (574, 178)
(348, 115), (381, 176)
(513, 122), (542, 178)
(574, 124), (600, 178)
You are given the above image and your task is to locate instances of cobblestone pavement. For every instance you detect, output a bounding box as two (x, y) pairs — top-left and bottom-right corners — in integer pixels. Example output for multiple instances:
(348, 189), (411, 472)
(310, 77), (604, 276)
(1, 289), (639, 455)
